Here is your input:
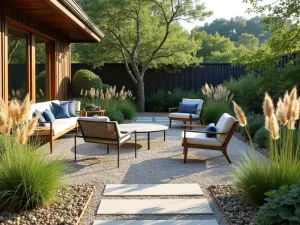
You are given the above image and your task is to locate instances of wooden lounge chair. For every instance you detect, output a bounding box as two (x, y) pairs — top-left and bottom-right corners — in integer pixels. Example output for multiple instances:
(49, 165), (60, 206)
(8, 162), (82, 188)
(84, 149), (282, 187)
(168, 98), (205, 129)
(182, 113), (238, 163)
(75, 117), (137, 167)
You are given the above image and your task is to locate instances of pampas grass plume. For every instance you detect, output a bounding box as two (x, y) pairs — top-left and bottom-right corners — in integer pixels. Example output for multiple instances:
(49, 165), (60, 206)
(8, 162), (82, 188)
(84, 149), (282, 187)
(269, 113), (280, 140)
(19, 95), (30, 124)
(233, 101), (247, 127)
(28, 116), (39, 136)
(263, 93), (274, 118)
(276, 98), (287, 126)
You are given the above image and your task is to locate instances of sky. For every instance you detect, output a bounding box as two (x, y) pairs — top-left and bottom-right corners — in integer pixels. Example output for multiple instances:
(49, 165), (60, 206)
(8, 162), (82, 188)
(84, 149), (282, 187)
(180, 0), (259, 31)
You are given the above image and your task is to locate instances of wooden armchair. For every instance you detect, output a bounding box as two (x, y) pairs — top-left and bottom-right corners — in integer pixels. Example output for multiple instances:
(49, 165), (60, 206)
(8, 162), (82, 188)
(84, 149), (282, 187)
(75, 117), (137, 167)
(182, 113), (238, 164)
(168, 98), (205, 129)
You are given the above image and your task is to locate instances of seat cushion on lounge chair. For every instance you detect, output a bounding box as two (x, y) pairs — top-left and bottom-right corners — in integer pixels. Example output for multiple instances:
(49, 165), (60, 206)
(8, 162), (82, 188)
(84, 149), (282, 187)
(169, 112), (200, 119)
(78, 117), (110, 122)
(182, 98), (204, 115)
(181, 132), (222, 146)
(33, 117), (79, 136)
(216, 113), (236, 143)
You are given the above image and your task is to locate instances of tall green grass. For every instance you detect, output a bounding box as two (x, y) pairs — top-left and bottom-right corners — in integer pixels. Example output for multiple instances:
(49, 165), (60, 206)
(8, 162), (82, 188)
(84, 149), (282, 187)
(0, 136), (64, 212)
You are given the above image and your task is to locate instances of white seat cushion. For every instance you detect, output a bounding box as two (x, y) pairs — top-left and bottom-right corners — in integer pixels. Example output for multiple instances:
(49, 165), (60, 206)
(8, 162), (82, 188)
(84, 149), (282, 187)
(169, 113), (200, 119)
(182, 98), (204, 115)
(34, 117), (79, 136)
(181, 132), (222, 146)
(216, 113), (236, 143)
(78, 117), (110, 122)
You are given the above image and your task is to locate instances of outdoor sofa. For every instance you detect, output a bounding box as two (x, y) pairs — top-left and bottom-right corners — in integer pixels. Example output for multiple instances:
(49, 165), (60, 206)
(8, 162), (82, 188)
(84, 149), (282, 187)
(30, 100), (81, 153)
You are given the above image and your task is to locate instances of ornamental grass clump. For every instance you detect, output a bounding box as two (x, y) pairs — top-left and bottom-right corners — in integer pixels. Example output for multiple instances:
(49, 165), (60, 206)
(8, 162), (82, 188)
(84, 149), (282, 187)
(201, 83), (233, 103)
(0, 139), (64, 212)
(232, 87), (300, 206)
(0, 95), (39, 145)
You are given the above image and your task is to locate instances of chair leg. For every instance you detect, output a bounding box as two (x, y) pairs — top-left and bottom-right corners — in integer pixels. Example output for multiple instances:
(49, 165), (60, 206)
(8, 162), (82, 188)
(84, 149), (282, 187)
(190, 119), (192, 130)
(169, 118), (172, 128)
(135, 132), (137, 158)
(117, 144), (120, 167)
(50, 138), (53, 153)
(74, 136), (77, 161)
(107, 144), (110, 154)
(183, 146), (188, 163)
(222, 149), (232, 164)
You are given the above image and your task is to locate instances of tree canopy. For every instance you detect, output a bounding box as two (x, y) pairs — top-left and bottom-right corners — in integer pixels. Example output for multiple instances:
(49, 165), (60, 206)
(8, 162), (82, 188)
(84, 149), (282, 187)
(75, 0), (212, 111)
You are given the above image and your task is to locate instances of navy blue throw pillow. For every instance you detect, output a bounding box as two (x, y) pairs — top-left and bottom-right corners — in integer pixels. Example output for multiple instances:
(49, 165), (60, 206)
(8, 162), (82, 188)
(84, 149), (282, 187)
(178, 102), (198, 113)
(52, 102), (70, 119)
(206, 123), (217, 138)
(68, 100), (76, 117)
(43, 109), (56, 122)
(33, 110), (47, 127)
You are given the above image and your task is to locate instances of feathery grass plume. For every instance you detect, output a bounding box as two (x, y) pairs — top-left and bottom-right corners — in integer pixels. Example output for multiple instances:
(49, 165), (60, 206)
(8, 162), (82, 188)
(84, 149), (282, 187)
(265, 116), (271, 131)
(120, 90), (124, 97)
(100, 93), (104, 100)
(80, 88), (83, 96)
(18, 127), (28, 144)
(269, 113), (280, 140)
(96, 89), (100, 98)
(39, 89), (44, 98)
(263, 93), (274, 118)
(11, 89), (15, 97)
(290, 86), (297, 102)
(84, 90), (88, 96)
(0, 99), (7, 114)
(28, 116), (39, 136)
(276, 98), (288, 125)
(16, 90), (22, 99)
(287, 120), (295, 130)
(0, 112), (7, 126)
(16, 128), (21, 142)
(115, 93), (119, 98)
(233, 101), (247, 127)
(293, 99), (300, 121)
(201, 83), (233, 103)
(19, 94), (30, 124)
(283, 91), (290, 108)
(4, 119), (12, 135)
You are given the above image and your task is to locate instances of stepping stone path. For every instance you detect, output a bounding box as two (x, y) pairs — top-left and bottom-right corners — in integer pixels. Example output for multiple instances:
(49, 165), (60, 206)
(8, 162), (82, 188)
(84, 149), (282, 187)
(136, 117), (175, 125)
(94, 184), (219, 224)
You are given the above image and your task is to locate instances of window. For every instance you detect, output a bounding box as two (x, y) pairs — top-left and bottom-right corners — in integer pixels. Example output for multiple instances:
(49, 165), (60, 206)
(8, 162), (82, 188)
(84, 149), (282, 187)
(7, 26), (28, 100)
(35, 37), (48, 102)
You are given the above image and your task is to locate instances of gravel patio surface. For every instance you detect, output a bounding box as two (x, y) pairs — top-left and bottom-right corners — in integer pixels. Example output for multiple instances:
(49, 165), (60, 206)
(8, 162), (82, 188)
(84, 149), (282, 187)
(38, 115), (261, 225)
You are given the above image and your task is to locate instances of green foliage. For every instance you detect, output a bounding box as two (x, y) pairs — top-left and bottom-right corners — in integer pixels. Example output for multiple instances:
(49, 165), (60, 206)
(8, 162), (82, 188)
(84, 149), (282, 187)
(36, 71), (46, 91)
(146, 88), (203, 112)
(105, 108), (124, 124)
(72, 69), (102, 96)
(0, 137), (64, 212)
(237, 33), (259, 50)
(116, 99), (136, 120)
(256, 184), (300, 225)
(102, 84), (110, 92)
(254, 127), (269, 149)
(202, 101), (233, 124)
(146, 90), (167, 112)
(208, 45), (251, 63)
(225, 72), (263, 113)
(196, 16), (269, 43)
(240, 114), (264, 140)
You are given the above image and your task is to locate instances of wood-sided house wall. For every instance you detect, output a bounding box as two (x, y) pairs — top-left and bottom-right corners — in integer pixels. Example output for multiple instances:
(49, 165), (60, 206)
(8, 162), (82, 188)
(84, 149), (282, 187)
(0, 3), (71, 103)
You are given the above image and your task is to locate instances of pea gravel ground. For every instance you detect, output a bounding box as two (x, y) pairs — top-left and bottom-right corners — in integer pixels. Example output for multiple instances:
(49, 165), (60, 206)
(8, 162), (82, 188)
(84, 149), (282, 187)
(39, 114), (262, 225)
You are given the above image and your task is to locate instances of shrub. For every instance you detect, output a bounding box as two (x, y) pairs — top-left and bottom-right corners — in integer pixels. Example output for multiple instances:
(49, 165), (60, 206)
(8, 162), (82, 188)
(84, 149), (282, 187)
(240, 114), (264, 140)
(105, 108), (124, 124)
(72, 69), (102, 96)
(146, 90), (167, 112)
(254, 127), (269, 148)
(256, 184), (300, 225)
(102, 84), (110, 92)
(225, 72), (263, 114)
(0, 140), (64, 211)
(116, 99), (136, 120)
(202, 101), (234, 124)
(232, 88), (300, 206)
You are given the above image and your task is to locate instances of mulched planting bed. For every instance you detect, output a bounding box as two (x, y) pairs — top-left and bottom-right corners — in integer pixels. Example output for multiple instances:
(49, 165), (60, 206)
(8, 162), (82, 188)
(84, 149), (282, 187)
(210, 185), (257, 225)
(0, 185), (94, 225)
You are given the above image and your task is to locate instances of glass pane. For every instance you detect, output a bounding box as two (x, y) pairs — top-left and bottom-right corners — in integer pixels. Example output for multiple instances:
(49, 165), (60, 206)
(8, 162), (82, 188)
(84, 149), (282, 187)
(8, 27), (27, 100)
(35, 38), (48, 102)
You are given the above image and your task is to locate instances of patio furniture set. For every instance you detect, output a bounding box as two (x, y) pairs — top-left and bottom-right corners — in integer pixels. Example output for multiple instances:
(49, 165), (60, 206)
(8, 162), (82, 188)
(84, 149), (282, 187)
(31, 98), (238, 167)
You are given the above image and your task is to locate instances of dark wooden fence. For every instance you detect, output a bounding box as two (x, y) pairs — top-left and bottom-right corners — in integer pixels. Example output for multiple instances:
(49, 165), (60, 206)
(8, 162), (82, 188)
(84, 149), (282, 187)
(71, 63), (246, 99)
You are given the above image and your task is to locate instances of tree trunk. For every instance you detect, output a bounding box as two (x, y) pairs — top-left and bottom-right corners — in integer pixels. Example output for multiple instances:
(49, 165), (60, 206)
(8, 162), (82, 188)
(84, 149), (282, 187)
(136, 78), (145, 112)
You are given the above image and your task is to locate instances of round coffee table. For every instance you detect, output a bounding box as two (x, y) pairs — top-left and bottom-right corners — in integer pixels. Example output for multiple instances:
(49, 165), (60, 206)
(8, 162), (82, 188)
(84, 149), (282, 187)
(119, 123), (168, 149)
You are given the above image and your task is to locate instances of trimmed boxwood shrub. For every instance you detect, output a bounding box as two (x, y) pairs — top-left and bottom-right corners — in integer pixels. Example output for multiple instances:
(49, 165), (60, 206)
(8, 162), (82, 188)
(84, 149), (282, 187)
(256, 184), (300, 225)
(72, 69), (102, 95)
(106, 109), (124, 124)
(202, 101), (234, 124)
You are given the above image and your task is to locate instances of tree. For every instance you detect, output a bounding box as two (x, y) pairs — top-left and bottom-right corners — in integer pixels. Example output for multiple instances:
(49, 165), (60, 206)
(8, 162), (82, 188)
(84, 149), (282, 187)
(197, 16), (269, 43)
(74, 0), (212, 111)
(237, 33), (259, 50)
(208, 45), (250, 63)
(244, 0), (300, 53)
(190, 30), (235, 62)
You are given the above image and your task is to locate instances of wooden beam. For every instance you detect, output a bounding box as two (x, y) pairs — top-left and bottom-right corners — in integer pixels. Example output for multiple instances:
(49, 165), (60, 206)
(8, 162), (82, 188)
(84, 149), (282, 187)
(28, 33), (36, 102)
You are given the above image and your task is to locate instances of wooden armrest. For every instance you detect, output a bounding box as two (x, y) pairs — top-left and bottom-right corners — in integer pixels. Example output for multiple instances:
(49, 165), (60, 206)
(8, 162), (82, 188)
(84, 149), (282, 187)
(184, 130), (229, 135)
(37, 121), (53, 124)
(168, 107), (178, 113)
